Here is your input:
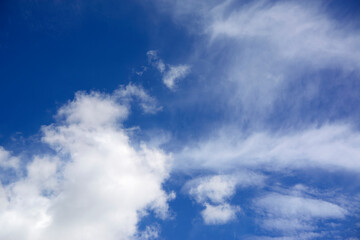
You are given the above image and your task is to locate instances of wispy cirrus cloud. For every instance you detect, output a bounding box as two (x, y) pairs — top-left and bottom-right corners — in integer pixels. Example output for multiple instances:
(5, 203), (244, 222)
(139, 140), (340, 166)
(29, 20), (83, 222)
(114, 83), (162, 114)
(253, 185), (349, 238)
(153, 0), (360, 122)
(149, 1), (360, 236)
(147, 50), (190, 90)
(177, 124), (360, 172)
(210, 1), (360, 69)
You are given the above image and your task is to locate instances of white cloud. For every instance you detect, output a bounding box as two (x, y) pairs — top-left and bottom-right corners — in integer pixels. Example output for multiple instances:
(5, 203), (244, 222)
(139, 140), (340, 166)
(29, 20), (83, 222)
(177, 124), (360, 172)
(162, 65), (190, 90)
(210, 1), (360, 117)
(147, 50), (166, 73)
(201, 203), (240, 225)
(185, 172), (264, 204)
(185, 172), (262, 225)
(155, 0), (360, 70)
(210, 1), (360, 69)
(56, 91), (128, 128)
(147, 50), (190, 90)
(149, 1), (360, 234)
(114, 83), (162, 114)
(254, 191), (347, 232)
(0, 87), (172, 240)
(0, 147), (19, 170)
(249, 232), (323, 240)
(257, 193), (346, 219)
(153, 0), (360, 118)
(187, 175), (238, 204)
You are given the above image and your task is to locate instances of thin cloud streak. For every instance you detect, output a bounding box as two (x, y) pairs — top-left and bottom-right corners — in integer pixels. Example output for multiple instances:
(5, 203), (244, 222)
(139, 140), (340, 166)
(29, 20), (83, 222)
(147, 50), (190, 90)
(177, 124), (360, 172)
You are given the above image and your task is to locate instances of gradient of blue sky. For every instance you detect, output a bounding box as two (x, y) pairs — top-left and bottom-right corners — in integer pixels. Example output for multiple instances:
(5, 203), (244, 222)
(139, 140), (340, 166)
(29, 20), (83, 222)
(0, 0), (360, 239)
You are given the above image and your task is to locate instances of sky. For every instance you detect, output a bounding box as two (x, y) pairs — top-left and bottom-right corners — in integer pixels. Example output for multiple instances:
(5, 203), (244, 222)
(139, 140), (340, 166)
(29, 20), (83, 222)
(0, 0), (360, 239)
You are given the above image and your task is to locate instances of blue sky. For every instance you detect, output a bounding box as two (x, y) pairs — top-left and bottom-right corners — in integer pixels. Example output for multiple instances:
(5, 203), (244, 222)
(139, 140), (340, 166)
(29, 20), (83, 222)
(1, 0), (360, 239)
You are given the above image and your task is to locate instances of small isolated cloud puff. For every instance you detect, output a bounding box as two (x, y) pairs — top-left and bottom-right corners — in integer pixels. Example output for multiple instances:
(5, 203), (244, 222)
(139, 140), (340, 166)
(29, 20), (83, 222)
(0, 87), (172, 240)
(187, 175), (238, 204)
(185, 172), (264, 204)
(147, 50), (190, 90)
(163, 65), (190, 90)
(201, 203), (240, 225)
(147, 50), (166, 73)
(185, 172), (262, 225)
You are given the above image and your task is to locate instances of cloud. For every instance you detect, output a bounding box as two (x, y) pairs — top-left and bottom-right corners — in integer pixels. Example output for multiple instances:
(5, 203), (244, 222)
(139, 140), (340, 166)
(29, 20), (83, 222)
(149, 1), (360, 235)
(155, 0), (360, 70)
(2, 1), (360, 238)
(175, 123), (360, 230)
(147, 50), (166, 73)
(184, 172), (263, 224)
(152, 0), (360, 121)
(135, 225), (160, 240)
(254, 190), (347, 234)
(163, 65), (190, 90)
(256, 193), (346, 221)
(210, 1), (360, 69)
(201, 203), (240, 225)
(185, 172), (264, 204)
(114, 83), (162, 114)
(177, 124), (360, 172)
(0, 86), (172, 240)
(187, 175), (238, 204)
(210, 0), (360, 118)
(0, 147), (19, 170)
(147, 50), (190, 90)
(248, 232), (323, 240)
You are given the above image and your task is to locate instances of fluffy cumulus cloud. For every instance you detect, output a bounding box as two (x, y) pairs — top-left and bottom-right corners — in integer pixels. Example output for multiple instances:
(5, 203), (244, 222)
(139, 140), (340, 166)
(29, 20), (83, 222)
(147, 50), (190, 90)
(186, 172), (264, 204)
(201, 203), (240, 225)
(0, 85), (172, 240)
(184, 172), (263, 224)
